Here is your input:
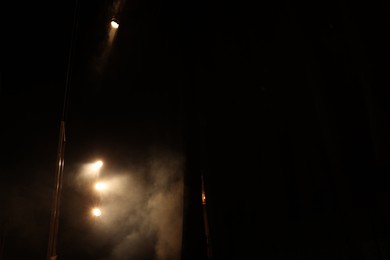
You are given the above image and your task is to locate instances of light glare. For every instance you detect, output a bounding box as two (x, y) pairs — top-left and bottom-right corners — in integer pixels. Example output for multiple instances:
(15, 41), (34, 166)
(111, 20), (119, 29)
(92, 160), (103, 171)
(95, 182), (106, 191)
(92, 208), (102, 217)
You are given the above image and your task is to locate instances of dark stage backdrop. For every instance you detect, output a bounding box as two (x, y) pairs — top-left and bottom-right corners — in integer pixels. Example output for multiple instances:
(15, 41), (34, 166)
(2, 0), (390, 259)
(180, 0), (390, 259)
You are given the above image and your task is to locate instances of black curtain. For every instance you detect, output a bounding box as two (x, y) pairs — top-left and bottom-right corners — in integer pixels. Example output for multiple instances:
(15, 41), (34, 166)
(181, 0), (390, 259)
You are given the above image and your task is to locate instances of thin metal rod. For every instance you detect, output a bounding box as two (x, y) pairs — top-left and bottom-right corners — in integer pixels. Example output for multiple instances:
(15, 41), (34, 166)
(62, 0), (79, 122)
(47, 122), (66, 260)
(47, 0), (79, 259)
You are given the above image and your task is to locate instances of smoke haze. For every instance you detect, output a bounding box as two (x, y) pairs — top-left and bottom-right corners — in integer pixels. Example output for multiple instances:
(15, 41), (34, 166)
(93, 0), (126, 74)
(70, 148), (184, 260)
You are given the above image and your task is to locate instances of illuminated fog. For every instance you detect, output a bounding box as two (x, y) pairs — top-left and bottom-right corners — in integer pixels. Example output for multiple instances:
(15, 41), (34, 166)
(66, 148), (184, 260)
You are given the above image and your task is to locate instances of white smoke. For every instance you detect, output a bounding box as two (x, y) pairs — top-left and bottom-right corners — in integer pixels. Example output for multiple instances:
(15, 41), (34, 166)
(74, 148), (184, 260)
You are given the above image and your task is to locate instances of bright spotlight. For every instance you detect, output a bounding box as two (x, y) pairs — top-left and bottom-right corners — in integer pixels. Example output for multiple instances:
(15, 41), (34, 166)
(92, 160), (103, 171)
(95, 182), (106, 191)
(92, 208), (102, 217)
(111, 20), (119, 29)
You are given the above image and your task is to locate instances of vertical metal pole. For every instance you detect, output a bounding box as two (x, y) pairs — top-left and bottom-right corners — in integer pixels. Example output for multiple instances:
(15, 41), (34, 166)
(47, 122), (66, 260)
(47, 0), (78, 259)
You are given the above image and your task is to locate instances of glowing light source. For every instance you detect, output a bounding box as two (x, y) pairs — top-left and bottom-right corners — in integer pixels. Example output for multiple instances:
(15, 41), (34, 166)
(92, 160), (103, 171)
(111, 20), (119, 29)
(95, 182), (106, 191)
(92, 208), (102, 217)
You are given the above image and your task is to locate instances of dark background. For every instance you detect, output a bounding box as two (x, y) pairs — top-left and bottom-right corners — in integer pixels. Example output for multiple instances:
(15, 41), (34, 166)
(2, 0), (390, 259)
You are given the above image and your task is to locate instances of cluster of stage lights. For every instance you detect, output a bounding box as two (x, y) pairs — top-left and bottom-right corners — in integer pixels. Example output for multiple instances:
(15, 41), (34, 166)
(91, 160), (105, 217)
(91, 18), (118, 218)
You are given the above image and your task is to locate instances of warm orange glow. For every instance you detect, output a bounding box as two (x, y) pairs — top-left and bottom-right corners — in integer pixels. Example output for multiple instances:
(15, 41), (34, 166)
(95, 182), (106, 191)
(92, 160), (103, 171)
(92, 208), (102, 217)
(111, 20), (119, 29)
